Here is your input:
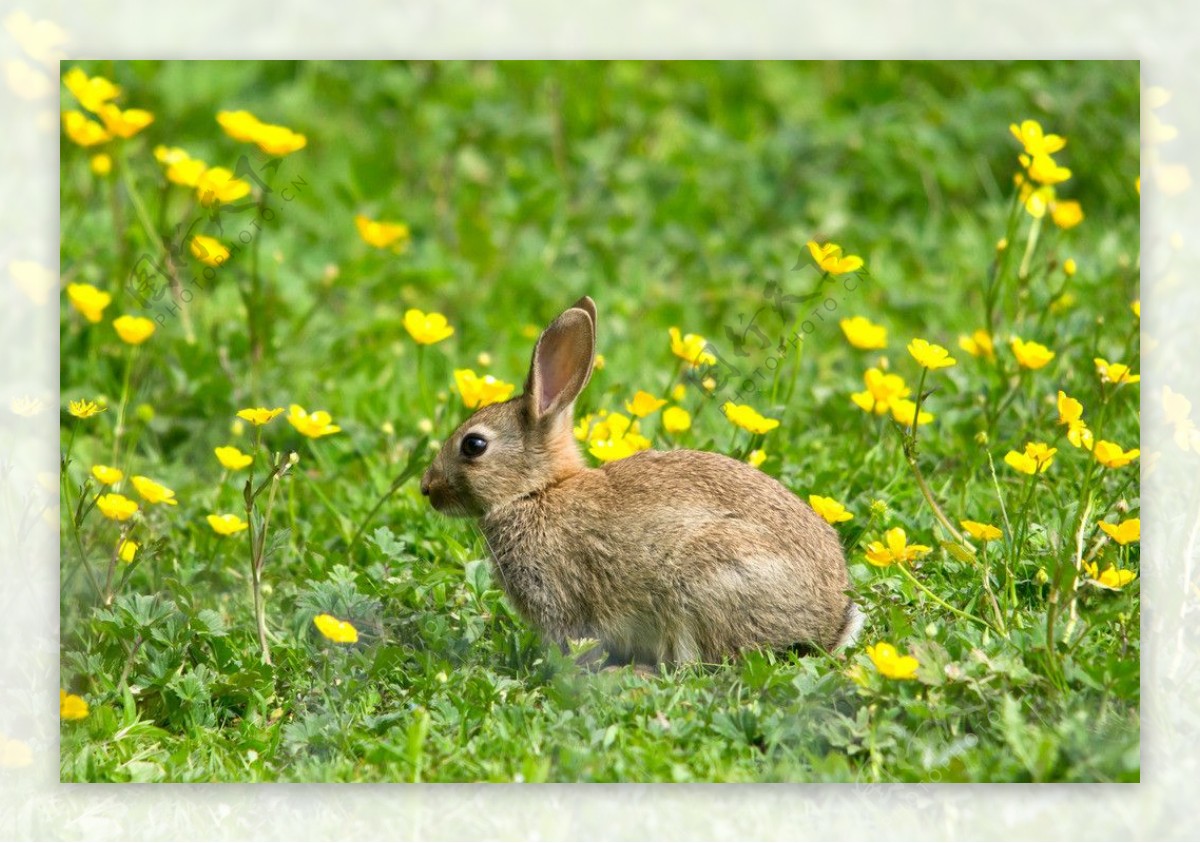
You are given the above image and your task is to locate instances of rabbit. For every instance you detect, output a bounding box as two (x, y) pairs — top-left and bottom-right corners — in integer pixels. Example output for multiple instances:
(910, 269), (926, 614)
(420, 296), (863, 667)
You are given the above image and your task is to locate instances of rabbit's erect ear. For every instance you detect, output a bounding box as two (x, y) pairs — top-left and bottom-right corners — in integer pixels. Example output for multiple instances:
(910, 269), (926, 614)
(526, 299), (597, 420)
(570, 295), (596, 330)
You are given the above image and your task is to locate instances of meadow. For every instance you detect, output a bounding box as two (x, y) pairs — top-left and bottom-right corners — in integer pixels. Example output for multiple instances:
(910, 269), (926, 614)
(59, 60), (1140, 782)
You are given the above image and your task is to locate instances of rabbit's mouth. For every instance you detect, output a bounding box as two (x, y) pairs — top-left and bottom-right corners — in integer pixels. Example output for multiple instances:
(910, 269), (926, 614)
(424, 484), (473, 518)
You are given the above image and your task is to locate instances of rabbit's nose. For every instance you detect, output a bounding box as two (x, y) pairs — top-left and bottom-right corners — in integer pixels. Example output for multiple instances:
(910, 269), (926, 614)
(419, 469), (431, 497)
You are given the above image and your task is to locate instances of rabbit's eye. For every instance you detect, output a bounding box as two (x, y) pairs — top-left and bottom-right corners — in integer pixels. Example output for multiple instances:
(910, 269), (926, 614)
(461, 433), (488, 458)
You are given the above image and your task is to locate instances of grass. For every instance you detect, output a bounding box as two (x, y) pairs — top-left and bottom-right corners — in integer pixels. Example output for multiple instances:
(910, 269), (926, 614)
(59, 60), (1140, 782)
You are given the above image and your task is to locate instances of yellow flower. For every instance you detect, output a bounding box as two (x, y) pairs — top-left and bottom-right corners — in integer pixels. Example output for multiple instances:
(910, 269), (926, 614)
(112, 315), (156, 345)
(574, 412), (600, 442)
(662, 406), (691, 433)
(722, 402), (780, 435)
(67, 283), (112, 323)
(404, 309), (455, 345)
(1004, 442), (1057, 475)
(62, 67), (121, 113)
(217, 110), (307, 155)
(1057, 390), (1083, 425)
(90, 153), (112, 176)
(957, 330), (995, 359)
(907, 338), (956, 370)
(287, 404), (342, 438)
(1027, 153), (1072, 185)
(960, 520), (1002, 542)
(196, 167), (252, 206)
(1131, 300), (1140, 319)
(454, 369), (516, 409)
(1098, 518), (1140, 546)
(68, 399), (106, 419)
(96, 493), (138, 521)
(1057, 390), (1094, 451)
(155, 146), (208, 187)
(890, 398), (934, 427)
(850, 368), (911, 415)
(588, 435), (646, 463)
(173, 157), (210, 187)
(190, 235), (230, 267)
(131, 475), (178, 506)
(809, 495), (852, 524)
(587, 413), (650, 462)
(1063, 258), (1077, 276)
(702, 377), (716, 392)
(61, 110), (111, 146)
(1009, 337), (1056, 370)
(249, 122), (308, 155)
(1094, 566), (1137, 590)
(118, 539), (138, 564)
(625, 390), (668, 418)
(1094, 357), (1140, 386)
(1093, 440), (1139, 469)
(1051, 200), (1084, 229)
(865, 527), (931, 567)
(215, 446), (254, 470)
(1022, 184), (1054, 219)
(313, 613), (359, 644)
(1009, 120), (1066, 157)
(591, 412), (631, 442)
(237, 407), (284, 425)
(1049, 292), (1077, 315)
(154, 145), (189, 165)
(91, 464), (123, 485)
(60, 690), (89, 721)
(839, 316), (887, 350)
(806, 240), (864, 275)
(207, 513), (249, 536)
(216, 110), (263, 142)
(865, 642), (919, 680)
(668, 327), (716, 367)
(671, 383), (686, 402)
(593, 354), (606, 371)
(97, 103), (154, 139)
(355, 214), (411, 251)
(747, 449), (767, 468)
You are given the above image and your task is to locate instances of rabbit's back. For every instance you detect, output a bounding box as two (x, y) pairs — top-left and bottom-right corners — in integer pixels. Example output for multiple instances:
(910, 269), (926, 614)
(482, 449), (852, 663)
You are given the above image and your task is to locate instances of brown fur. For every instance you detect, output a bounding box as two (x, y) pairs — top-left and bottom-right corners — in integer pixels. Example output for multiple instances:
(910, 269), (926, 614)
(420, 297), (858, 666)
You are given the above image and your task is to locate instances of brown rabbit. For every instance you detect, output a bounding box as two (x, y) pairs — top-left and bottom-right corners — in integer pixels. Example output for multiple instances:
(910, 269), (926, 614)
(421, 296), (862, 667)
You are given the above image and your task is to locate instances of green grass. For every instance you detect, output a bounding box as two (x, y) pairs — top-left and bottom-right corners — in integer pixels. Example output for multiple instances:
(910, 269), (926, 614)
(60, 60), (1140, 782)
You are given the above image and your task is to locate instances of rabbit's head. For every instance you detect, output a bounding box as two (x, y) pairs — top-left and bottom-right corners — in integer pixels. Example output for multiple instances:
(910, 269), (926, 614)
(420, 297), (597, 517)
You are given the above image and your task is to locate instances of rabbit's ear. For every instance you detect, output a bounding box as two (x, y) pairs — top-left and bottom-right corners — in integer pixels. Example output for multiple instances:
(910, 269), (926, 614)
(526, 300), (596, 419)
(570, 295), (596, 330)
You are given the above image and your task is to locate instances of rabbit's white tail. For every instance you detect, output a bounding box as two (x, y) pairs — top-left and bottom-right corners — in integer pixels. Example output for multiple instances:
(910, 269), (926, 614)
(835, 602), (865, 650)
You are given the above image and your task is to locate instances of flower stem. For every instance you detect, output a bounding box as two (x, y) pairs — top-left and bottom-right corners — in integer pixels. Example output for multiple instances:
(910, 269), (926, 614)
(116, 145), (194, 342)
(110, 345), (136, 468)
(347, 437), (430, 554)
(898, 369), (964, 545)
(898, 562), (996, 634)
(248, 191), (266, 364)
(1017, 213), (1043, 281)
(978, 546), (1008, 635)
(244, 426), (271, 665)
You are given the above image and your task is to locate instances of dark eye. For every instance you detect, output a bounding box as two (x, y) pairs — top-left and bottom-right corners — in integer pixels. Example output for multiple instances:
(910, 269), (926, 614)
(461, 433), (488, 458)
